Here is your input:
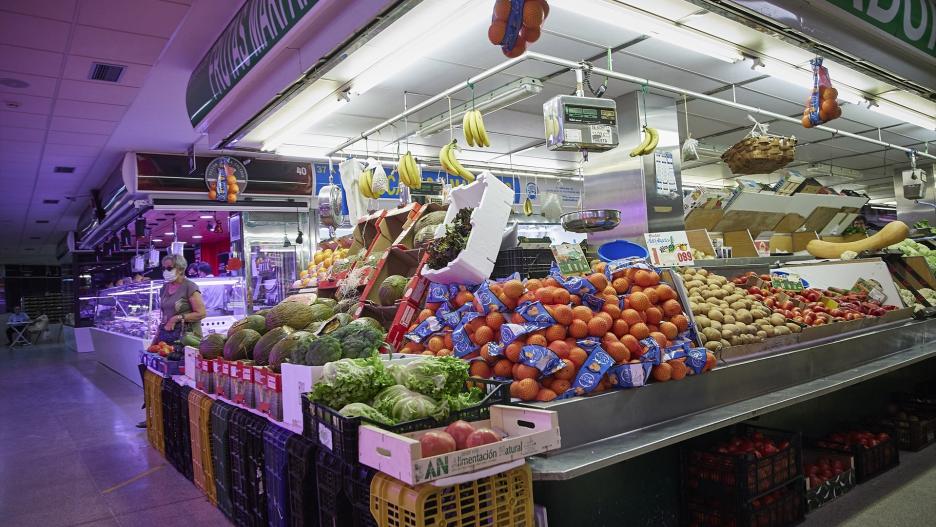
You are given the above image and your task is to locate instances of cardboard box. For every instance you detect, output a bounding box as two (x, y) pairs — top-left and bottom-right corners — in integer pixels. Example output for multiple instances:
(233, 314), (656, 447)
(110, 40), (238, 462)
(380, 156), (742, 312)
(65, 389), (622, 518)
(184, 346), (198, 381)
(357, 405), (560, 485)
(195, 356), (215, 393)
(369, 203), (422, 256)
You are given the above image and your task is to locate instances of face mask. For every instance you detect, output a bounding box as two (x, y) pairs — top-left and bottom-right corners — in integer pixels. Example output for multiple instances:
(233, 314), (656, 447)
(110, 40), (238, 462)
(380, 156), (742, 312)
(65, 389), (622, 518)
(163, 269), (178, 282)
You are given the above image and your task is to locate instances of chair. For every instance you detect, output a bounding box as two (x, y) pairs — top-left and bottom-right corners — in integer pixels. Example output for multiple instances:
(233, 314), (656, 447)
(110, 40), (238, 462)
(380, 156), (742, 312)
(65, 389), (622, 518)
(28, 315), (49, 344)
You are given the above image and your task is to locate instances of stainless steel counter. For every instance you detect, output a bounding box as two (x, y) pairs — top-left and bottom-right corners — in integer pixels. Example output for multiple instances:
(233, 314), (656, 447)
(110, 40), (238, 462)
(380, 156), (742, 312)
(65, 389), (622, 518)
(528, 317), (936, 481)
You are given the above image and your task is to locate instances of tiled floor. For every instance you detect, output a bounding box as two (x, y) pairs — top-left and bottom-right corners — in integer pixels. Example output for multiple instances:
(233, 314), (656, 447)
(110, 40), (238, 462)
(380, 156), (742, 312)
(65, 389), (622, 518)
(0, 344), (230, 527)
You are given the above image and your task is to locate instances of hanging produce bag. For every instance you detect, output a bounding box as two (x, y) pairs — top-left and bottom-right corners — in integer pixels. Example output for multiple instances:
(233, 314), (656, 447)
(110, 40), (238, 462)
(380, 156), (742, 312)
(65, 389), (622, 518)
(721, 116), (796, 175)
(802, 57), (842, 128)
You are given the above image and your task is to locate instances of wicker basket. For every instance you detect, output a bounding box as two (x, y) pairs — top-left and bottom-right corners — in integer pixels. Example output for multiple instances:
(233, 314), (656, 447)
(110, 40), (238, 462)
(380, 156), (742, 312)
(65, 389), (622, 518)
(722, 134), (797, 175)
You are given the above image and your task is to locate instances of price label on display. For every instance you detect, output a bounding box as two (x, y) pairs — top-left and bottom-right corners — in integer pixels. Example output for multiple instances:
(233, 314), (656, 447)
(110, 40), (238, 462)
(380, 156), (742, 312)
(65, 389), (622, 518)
(644, 231), (694, 267)
(771, 272), (805, 291)
(551, 243), (590, 276)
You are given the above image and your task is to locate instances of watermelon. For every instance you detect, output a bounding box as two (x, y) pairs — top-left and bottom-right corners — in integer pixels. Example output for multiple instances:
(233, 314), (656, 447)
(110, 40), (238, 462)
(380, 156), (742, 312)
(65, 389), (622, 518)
(378, 275), (409, 306)
(224, 329), (261, 360)
(268, 331), (311, 372)
(199, 333), (226, 359)
(229, 315), (266, 337)
(413, 210), (447, 233)
(414, 225), (438, 247)
(252, 326), (294, 365)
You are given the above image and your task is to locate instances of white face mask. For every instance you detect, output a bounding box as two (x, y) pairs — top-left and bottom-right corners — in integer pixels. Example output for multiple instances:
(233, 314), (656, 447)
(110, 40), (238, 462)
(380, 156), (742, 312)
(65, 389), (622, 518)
(163, 269), (178, 282)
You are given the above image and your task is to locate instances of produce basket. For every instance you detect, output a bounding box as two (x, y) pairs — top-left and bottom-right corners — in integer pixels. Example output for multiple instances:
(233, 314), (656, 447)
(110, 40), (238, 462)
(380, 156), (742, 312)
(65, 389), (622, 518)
(286, 434), (319, 527)
(803, 449), (855, 512)
(682, 478), (805, 527)
(812, 425), (899, 483)
(682, 424), (802, 500)
(143, 370), (165, 455)
(210, 400), (237, 520)
(187, 388), (217, 505)
(876, 404), (936, 451)
(721, 118), (796, 175)
(264, 425), (296, 527)
(491, 247), (554, 279)
(370, 463), (534, 527)
(304, 378), (510, 463)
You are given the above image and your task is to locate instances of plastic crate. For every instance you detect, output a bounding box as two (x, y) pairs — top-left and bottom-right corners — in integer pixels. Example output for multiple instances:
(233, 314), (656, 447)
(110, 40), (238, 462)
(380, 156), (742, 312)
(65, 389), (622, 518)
(317, 449), (352, 527)
(491, 247), (555, 280)
(682, 424), (802, 501)
(264, 425), (296, 527)
(682, 478), (805, 527)
(143, 370), (165, 455)
(178, 385), (194, 481)
(211, 400), (237, 520)
(286, 435), (319, 527)
(878, 403), (936, 451)
(344, 461), (377, 513)
(230, 409), (269, 527)
(370, 463), (534, 527)
(161, 380), (187, 478)
(188, 388), (215, 503)
(813, 427), (899, 483)
(803, 450), (856, 512)
(306, 378), (509, 463)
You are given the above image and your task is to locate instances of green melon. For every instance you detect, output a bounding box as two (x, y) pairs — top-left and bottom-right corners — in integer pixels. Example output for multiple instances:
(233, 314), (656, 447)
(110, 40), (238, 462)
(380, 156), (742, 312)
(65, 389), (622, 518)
(181, 333), (201, 347)
(378, 275), (409, 306)
(314, 297), (337, 309)
(268, 331), (312, 373)
(350, 317), (383, 332)
(265, 302), (329, 331)
(413, 210), (447, 233)
(198, 333), (226, 359)
(252, 326), (294, 365)
(228, 315), (266, 337)
(224, 329), (261, 361)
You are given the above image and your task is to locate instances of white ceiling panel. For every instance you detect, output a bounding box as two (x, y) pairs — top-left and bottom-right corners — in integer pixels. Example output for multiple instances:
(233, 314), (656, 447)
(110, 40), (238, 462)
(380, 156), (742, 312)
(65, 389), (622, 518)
(70, 25), (167, 65)
(78, 0), (189, 38)
(41, 143), (102, 156)
(0, 111), (48, 130)
(50, 115), (117, 134)
(39, 156), (96, 175)
(0, 126), (46, 142)
(0, 140), (43, 155)
(58, 78), (139, 105)
(0, 44), (63, 77)
(1, 93), (54, 115)
(0, 70), (59, 98)
(0, 11), (71, 53)
(47, 130), (110, 147)
(888, 123), (936, 143)
(0, 0), (78, 21)
(61, 55), (152, 87)
(54, 98), (126, 120)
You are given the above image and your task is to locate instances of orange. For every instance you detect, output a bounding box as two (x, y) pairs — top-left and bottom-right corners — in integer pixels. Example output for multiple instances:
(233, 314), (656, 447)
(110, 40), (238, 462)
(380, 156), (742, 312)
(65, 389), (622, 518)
(645, 307), (663, 325)
(443, 333), (454, 350)
(650, 332), (667, 348)
(509, 381), (521, 398)
(551, 379), (572, 394)
(662, 299), (682, 317)
(601, 333), (619, 349)
(587, 316), (610, 337)
(527, 334), (547, 347)
(503, 280), (524, 300)
(603, 294), (619, 306)
(671, 314), (689, 333)
(519, 291), (536, 305)
(470, 361), (492, 378)
(536, 389), (557, 402)
(545, 324), (567, 342)
(622, 309), (642, 326)
(572, 306), (594, 322)
(652, 363), (672, 382)
(570, 294), (582, 305)
(630, 292), (650, 312)
(630, 285), (643, 294)
(620, 334), (641, 353)
(705, 351), (717, 372)
(418, 309), (433, 323)
(612, 277), (630, 294)
(473, 325), (494, 346)
(569, 319), (589, 338)
(647, 324), (658, 334)
(535, 286), (556, 304)
(553, 287), (571, 305)
(602, 303), (621, 320)
(553, 305), (573, 325)
(511, 312), (525, 324)
(499, 294), (517, 311)
(593, 261), (607, 274)
(613, 319), (629, 339)
(403, 341), (424, 353)
(427, 336), (444, 353)
(587, 273), (608, 292)
(454, 290), (474, 307)
(493, 0), (511, 21)
(486, 312), (505, 331)
(544, 277), (560, 288)
(669, 359), (688, 381)
(421, 350), (435, 356)
(525, 279), (542, 291)
(480, 343), (496, 364)
(494, 359), (513, 377)
(655, 284), (676, 302)
(660, 321), (678, 340)
(568, 347), (588, 368)
(553, 358), (575, 380)
(634, 270), (654, 287)
(603, 286), (617, 297)
(515, 378), (540, 401)
(437, 348), (454, 356)
(629, 322), (650, 340)
(606, 341), (630, 363)
(643, 287), (659, 305)
(541, 376), (554, 389)
(426, 302), (441, 312)
(547, 340), (571, 359)
(505, 342), (523, 362)
(515, 364), (540, 380)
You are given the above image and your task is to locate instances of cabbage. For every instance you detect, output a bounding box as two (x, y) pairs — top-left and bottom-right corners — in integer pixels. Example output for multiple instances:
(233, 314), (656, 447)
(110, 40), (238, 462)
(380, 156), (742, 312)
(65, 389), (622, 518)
(400, 357), (469, 399)
(338, 402), (395, 426)
(372, 385), (446, 422)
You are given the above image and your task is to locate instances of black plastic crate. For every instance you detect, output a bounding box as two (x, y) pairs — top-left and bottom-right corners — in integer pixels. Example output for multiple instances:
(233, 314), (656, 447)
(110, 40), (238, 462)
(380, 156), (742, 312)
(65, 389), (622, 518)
(803, 449), (856, 512)
(344, 461), (377, 512)
(813, 426), (899, 483)
(492, 247), (554, 280)
(264, 426), (296, 527)
(879, 400), (936, 451)
(161, 380), (191, 480)
(305, 377), (509, 463)
(177, 385), (194, 481)
(682, 424), (802, 501)
(230, 410), (269, 527)
(682, 478), (805, 527)
(286, 435), (319, 527)
(352, 504), (378, 527)
(210, 400), (236, 520)
(316, 449), (351, 527)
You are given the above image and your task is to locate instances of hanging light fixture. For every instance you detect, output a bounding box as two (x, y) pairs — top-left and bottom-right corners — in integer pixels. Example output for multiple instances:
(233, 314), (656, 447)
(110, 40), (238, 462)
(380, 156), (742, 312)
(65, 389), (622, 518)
(295, 210), (304, 244)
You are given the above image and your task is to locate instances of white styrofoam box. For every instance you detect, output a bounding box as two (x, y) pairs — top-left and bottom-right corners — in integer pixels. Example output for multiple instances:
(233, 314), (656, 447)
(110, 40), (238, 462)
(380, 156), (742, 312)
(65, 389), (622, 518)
(420, 172), (514, 285)
(774, 257), (902, 306)
(184, 346), (199, 381)
(202, 315), (238, 335)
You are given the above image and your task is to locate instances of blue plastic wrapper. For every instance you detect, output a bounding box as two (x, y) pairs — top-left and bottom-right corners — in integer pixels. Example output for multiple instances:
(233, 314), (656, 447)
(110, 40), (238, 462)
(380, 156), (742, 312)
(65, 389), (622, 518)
(452, 324), (479, 358)
(486, 341), (505, 358)
(473, 280), (506, 315)
(550, 263), (597, 296)
(582, 293), (606, 312)
(607, 360), (653, 388)
(519, 345), (565, 377)
(683, 347), (707, 375)
(405, 315), (444, 343)
(499, 321), (541, 346)
(426, 282), (451, 304)
(495, 272), (521, 283)
(639, 337), (662, 365)
(516, 301), (556, 329)
(557, 339), (614, 399)
(604, 257), (657, 280)
(439, 303), (474, 329)
(662, 340), (691, 361)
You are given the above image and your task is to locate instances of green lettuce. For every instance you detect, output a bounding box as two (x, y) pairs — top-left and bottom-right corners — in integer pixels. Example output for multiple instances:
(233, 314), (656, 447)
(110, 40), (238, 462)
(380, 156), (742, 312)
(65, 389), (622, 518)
(309, 355), (394, 410)
(400, 356), (469, 399)
(372, 385), (446, 422)
(338, 402), (395, 426)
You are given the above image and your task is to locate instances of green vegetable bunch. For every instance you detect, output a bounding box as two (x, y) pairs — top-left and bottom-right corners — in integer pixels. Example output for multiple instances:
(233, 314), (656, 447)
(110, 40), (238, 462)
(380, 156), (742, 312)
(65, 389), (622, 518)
(309, 355), (395, 410)
(426, 207), (474, 270)
(331, 323), (385, 359)
(401, 356), (470, 400)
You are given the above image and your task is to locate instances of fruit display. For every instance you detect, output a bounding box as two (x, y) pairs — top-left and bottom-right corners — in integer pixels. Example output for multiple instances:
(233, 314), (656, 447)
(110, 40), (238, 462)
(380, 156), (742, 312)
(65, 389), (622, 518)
(462, 110), (491, 148)
(817, 429), (891, 451)
(397, 151), (422, 190)
(419, 420), (502, 456)
(628, 125), (660, 157)
(403, 258), (716, 401)
(804, 455), (850, 489)
(439, 140), (475, 182)
(890, 238), (936, 272)
(488, 0), (549, 58)
(148, 341), (176, 357)
(299, 246), (352, 287)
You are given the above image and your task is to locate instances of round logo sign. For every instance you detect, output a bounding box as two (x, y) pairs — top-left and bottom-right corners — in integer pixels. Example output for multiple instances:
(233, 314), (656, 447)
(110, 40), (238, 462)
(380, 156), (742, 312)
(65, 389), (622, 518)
(526, 181), (538, 200)
(205, 156), (248, 200)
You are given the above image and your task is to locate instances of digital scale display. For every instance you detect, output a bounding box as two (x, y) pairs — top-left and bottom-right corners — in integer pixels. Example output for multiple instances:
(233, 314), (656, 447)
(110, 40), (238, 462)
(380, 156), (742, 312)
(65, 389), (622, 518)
(564, 105), (617, 125)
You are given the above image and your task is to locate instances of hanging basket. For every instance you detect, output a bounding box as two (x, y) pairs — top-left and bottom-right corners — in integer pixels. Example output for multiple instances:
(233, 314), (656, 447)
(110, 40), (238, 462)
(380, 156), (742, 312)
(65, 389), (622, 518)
(721, 117), (797, 175)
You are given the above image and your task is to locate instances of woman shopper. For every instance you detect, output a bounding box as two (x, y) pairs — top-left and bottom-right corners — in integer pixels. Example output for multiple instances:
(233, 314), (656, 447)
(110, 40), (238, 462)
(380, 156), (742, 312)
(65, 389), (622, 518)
(136, 254), (207, 428)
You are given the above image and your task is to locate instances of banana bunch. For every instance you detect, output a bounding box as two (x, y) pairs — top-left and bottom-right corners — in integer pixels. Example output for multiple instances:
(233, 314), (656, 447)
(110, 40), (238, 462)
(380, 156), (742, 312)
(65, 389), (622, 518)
(462, 110), (490, 148)
(629, 126), (659, 157)
(398, 151), (422, 190)
(440, 140), (475, 183)
(359, 167), (377, 199)
(545, 114), (560, 139)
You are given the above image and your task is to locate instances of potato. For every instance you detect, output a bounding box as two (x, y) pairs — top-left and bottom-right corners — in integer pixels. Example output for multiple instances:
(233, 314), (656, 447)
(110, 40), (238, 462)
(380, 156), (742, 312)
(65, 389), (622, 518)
(769, 313), (786, 326)
(735, 309), (753, 324)
(730, 301), (746, 311)
(774, 325), (792, 336)
(742, 334), (754, 344)
(746, 324), (758, 335)
(751, 309), (766, 320)
(756, 330), (768, 339)
(761, 325), (775, 337)
(730, 335), (743, 346)
(720, 339), (730, 348)
(723, 314), (736, 325)
(686, 280), (704, 289)
(785, 323), (802, 333)
(683, 267), (696, 275)
(710, 320), (723, 331)
(705, 340), (722, 352)
(722, 323), (740, 335)
(698, 333), (707, 344)
(698, 269), (709, 277)
(724, 283), (736, 293)
(695, 315), (711, 328)
(708, 309), (724, 322)
(702, 327), (721, 341)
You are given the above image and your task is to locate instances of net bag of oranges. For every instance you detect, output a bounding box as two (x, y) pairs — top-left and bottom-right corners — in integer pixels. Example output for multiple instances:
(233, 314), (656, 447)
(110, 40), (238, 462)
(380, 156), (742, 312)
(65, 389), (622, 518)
(488, 0), (549, 58)
(802, 57), (842, 128)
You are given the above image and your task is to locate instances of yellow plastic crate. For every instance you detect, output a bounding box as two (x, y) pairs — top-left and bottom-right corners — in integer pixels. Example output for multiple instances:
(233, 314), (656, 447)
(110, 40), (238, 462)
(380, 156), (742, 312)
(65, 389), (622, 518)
(187, 389), (217, 505)
(199, 395), (217, 505)
(143, 370), (165, 455)
(370, 464), (534, 527)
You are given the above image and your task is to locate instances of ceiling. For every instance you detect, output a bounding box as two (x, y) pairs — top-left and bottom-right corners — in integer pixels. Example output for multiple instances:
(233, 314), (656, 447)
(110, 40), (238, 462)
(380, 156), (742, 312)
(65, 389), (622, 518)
(246, 0), (935, 205)
(143, 209), (230, 247)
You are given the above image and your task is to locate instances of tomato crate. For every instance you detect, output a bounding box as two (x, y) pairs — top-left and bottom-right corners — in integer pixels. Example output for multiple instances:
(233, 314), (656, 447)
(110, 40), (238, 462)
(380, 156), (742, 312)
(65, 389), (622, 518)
(681, 424), (802, 501)
(877, 403), (936, 451)
(803, 449), (855, 512)
(304, 378), (509, 463)
(370, 463), (534, 527)
(682, 478), (805, 527)
(812, 426), (899, 483)
(286, 434), (319, 527)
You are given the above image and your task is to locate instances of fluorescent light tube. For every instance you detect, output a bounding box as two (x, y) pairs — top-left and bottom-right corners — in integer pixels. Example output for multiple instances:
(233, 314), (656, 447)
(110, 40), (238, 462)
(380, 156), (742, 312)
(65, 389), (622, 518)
(761, 60), (865, 105)
(552, 0), (742, 63)
(868, 99), (935, 131)
(263, 95), (350, 152)
(418, 78), (544, 138)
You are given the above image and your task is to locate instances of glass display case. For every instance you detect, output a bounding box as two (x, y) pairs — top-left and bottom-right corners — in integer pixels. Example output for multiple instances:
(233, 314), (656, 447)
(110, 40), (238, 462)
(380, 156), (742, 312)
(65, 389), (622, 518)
(88, 276), (248, 340)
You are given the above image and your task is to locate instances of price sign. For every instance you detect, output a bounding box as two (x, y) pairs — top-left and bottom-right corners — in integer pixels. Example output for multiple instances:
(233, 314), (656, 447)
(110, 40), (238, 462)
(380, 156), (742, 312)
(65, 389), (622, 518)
(551, 243), (590, 276)
(644, 231), (694, 267)
(771, 272), (805, 291)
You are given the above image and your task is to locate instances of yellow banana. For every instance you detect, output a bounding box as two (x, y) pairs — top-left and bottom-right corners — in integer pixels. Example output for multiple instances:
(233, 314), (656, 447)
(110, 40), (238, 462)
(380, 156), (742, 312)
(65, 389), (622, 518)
(398, 153), (413, 188)
(471, 110), (490, 147)
(440, 141), (474, 183)
(523, 198), (533, 216)
(462, 111), (477, 147)
(642, 127), (659, 155)
(360, 168), (374, 199)
(629, 126), (654, 157)
(406, 153), (422, 189)
(439, 143), (455, 174)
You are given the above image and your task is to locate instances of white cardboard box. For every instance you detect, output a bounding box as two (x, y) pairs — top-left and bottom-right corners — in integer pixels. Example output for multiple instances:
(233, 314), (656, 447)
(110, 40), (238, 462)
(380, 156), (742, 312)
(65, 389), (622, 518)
(184, 346), (199, 381)
(358, 405), (560, 485)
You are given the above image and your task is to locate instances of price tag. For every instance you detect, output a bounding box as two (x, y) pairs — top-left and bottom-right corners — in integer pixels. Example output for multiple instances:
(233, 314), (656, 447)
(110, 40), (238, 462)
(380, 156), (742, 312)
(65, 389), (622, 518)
(771, 272), (805, 291)
(318, 423), (334, 450)
(551, 243), (590, 276)
(644, 231), (694, 267)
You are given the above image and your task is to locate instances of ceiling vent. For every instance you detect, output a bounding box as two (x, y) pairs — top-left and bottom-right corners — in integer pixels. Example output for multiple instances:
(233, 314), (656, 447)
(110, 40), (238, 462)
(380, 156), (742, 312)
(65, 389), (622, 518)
(35, 220), (49, 224)
(43, 199), (59, 204)
(54, 166), (75, 173)
(88, 62), (125, 83)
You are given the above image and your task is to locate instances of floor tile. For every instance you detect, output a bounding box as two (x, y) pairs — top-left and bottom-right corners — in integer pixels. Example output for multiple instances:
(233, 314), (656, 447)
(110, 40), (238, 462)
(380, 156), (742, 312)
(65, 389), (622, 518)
(114, 496), (230, 527)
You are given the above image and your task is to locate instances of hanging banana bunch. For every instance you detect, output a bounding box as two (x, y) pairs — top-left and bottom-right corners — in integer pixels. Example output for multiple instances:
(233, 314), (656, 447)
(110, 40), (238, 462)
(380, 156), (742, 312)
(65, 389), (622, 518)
(397, 151), (422, 190)
(440, 140), (475, 182)
(629, 125), (659, 157)
(462, 109), (491, 148)
(358, 165), (376, 199)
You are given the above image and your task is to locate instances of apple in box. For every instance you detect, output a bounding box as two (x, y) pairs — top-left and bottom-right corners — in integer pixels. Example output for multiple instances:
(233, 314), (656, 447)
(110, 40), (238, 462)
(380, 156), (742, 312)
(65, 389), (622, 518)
(420, 431), (456, 457)
(419, 420), (503, 457)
